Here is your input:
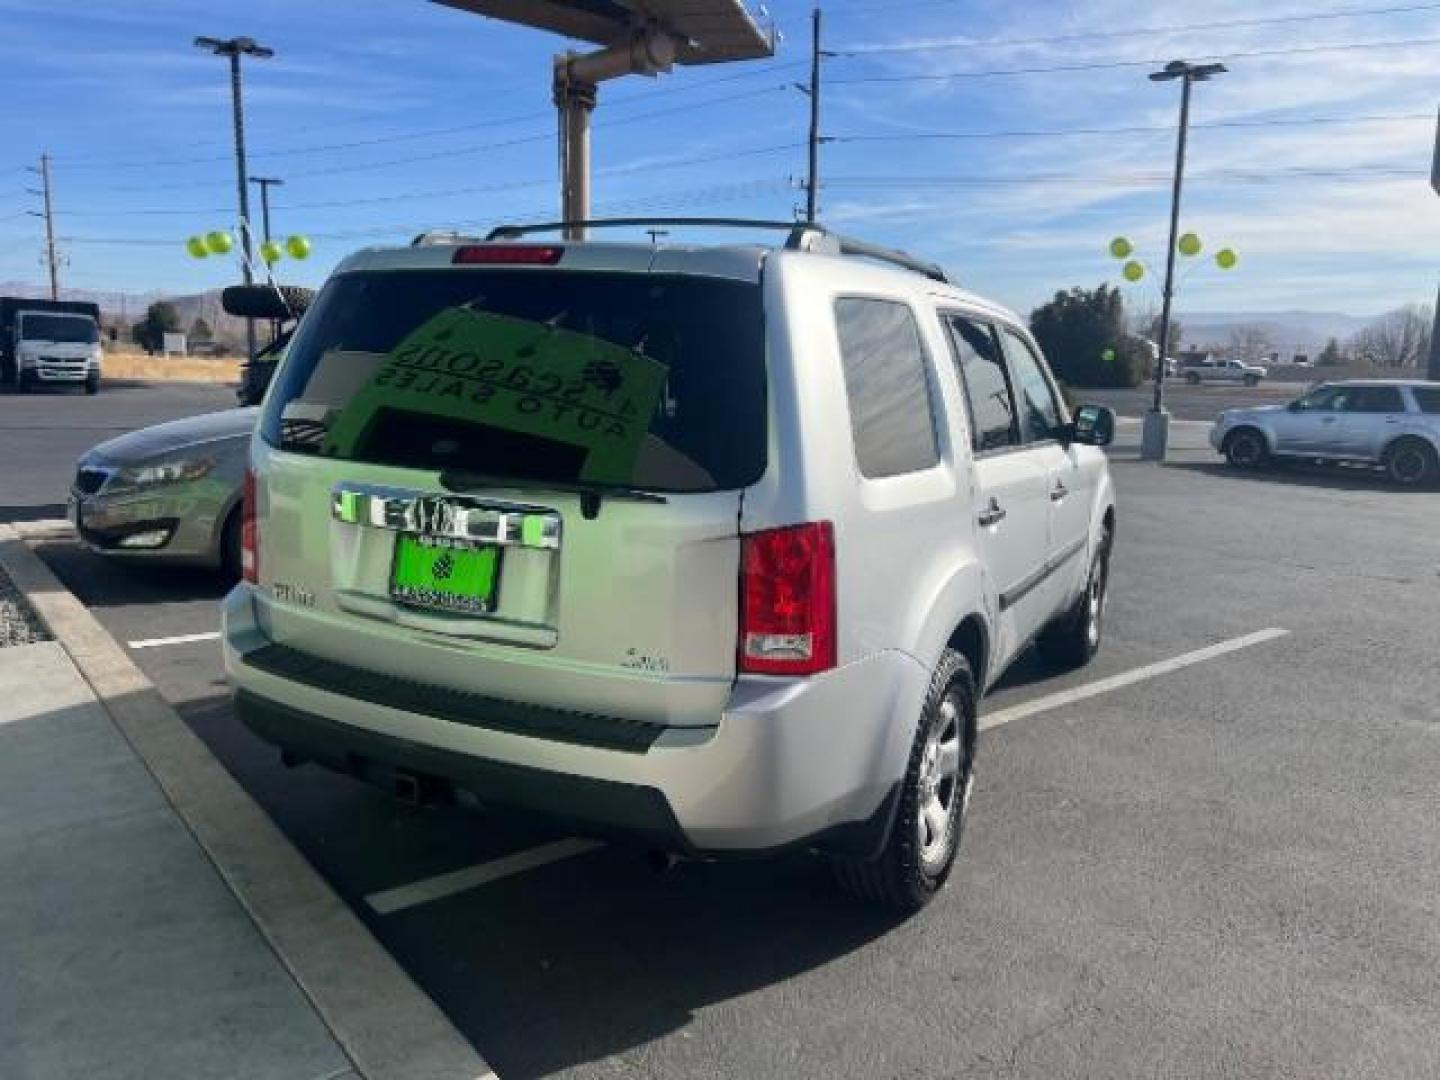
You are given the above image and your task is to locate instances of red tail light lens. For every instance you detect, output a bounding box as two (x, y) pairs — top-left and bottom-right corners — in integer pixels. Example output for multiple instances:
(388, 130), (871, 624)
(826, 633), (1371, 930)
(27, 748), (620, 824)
(241, 468), (258, 583)
(452, 244), (563, 265)
(739, 521), (836, 676)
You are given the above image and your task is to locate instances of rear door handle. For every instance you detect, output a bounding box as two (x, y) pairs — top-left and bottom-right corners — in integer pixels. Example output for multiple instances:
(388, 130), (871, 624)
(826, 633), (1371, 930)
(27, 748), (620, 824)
(1050, 481), (1068, 502)
(977, 499), (1007, 527)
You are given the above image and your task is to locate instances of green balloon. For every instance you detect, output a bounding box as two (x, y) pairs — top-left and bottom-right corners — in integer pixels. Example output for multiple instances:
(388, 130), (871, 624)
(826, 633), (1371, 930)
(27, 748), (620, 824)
(1109, 237), (1133, 259)
(1215, 248), (1238, 269)
(185, 236), (209, 259)
(205, 230), (234, 255)
(1178, 232), (1202, 257)
(1122, 260), (1144, 282)
(285, 234), (312, 260)
(260, 239), (284, 264)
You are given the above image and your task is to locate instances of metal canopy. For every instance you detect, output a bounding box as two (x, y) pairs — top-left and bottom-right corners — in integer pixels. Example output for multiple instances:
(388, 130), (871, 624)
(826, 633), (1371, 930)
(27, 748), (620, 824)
(434, 0), (773, 64)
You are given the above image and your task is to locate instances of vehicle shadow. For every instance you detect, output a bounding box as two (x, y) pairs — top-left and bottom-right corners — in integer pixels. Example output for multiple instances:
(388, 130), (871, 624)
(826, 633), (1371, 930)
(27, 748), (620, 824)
(1165, 460), (1440, 495)
(176, 690), (910, 1080)
(33, 538), (232, 607)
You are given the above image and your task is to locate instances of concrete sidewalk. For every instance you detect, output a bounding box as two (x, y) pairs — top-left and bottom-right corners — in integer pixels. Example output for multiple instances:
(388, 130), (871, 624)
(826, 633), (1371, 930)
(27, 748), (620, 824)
(0, 639), (356, 1080)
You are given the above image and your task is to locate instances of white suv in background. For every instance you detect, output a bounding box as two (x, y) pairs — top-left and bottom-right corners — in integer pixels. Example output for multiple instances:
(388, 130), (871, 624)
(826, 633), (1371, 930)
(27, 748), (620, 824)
(1212, 379), (1440, 486)
(223, 220), (1118, 911)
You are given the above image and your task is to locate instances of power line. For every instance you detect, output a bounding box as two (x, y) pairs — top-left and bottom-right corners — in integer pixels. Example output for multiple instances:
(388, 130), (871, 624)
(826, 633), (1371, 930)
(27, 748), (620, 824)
(829, 36), (1440, 84)
(832, 111), (1434, 143)
(825, 165), (1421, 186)
(834, 2), (1440, 54)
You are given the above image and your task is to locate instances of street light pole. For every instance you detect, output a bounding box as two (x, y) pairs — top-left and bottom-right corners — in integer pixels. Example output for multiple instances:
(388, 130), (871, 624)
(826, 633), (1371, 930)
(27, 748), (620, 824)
(248, 176), (283, 243)
(1141, 59), (1225, 462)
(195, 35), (273, 363)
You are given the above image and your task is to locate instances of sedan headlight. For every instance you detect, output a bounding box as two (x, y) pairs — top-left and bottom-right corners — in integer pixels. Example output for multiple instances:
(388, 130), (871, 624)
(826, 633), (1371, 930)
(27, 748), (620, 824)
(113, 457), (216, 488)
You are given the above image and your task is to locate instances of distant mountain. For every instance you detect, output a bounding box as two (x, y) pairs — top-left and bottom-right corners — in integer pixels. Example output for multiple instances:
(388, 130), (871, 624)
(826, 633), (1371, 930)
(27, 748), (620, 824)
(1179, 310), (1374, 353)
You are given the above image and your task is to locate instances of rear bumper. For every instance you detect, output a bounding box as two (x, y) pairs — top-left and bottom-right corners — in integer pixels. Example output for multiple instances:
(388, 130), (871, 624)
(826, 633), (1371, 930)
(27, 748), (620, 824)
(222, 584), (926, 855)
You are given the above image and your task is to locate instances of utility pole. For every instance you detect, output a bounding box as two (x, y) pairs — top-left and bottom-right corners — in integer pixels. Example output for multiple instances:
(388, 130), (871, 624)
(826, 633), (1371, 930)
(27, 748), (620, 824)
(248, 175), (283, 243)
(805, 7), (823, 223)
(26, 153), (60, 299)
(1141, 60), (1226, 462)
(1428, 109), (1439, 380)
(195, 36), (273, 361)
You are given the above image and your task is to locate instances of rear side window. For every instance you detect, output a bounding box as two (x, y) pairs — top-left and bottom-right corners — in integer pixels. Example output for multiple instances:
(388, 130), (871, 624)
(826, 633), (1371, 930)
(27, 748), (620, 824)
(1345, 386), (1405, 413)
(1414, 387), (1440, 413)
(834, 298), (940, 478)
(944, 315), (1018, 453)
(260, 269), (767, 493)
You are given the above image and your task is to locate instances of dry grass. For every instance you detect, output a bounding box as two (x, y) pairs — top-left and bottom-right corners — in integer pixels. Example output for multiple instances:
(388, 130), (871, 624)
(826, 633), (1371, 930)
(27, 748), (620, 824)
(104, 351), (241, 383)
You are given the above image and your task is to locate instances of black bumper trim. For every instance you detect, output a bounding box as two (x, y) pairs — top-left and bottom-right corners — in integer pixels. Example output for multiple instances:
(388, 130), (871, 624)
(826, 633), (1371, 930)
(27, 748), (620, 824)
(241, 640), (667, 753)
(236, 689), (689, 850)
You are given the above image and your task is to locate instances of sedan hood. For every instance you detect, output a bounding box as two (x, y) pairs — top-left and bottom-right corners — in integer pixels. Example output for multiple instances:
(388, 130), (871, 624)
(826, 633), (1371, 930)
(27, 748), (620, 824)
(86, 407), (258, 464)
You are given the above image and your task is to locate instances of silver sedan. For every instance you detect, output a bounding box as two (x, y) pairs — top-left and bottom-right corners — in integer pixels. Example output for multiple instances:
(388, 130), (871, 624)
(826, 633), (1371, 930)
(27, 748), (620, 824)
(69, 407), (256, 574)
(1210, 379), (1440, 486)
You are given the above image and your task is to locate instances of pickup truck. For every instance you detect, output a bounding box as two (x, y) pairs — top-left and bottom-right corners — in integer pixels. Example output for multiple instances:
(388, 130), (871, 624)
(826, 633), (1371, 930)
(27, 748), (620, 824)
(1180, 357), (1267, 387)
(1, 297), (103, 393)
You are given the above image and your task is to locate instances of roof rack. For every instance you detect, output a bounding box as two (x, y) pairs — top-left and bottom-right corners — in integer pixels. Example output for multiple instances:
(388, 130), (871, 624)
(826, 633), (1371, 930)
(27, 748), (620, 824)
(483, 217), (950, 283)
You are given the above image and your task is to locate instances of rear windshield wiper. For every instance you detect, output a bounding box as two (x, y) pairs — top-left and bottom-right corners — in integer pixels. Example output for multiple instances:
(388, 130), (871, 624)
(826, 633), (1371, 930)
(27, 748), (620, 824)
(438, 469), (668, 519)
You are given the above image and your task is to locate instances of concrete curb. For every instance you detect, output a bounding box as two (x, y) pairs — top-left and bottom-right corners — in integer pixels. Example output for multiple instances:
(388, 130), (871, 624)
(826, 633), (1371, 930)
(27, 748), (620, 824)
(0, 524), (498, 1080)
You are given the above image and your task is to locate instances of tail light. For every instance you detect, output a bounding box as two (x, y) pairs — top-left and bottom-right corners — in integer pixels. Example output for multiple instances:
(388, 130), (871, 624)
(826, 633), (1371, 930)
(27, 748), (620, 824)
(452, 244), (563, 265)
(739, 521), (836, 676)
(241, 468), (258, 583)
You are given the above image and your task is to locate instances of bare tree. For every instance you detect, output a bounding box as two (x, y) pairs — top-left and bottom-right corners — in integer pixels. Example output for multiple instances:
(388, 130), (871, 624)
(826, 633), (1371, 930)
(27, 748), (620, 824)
(1228, 324), (1272, 362)
(1350, 305), (1434, 368)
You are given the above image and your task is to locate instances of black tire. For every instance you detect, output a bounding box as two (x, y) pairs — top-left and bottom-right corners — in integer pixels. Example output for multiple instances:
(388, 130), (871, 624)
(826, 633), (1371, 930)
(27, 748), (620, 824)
(1243, 374), (1260, 387)
(84, 376), (100, 395)
(1382, 438), (1437, 488)
(1037, 526), (1112, 671)
(831, 648), (977, 913)
(220, 506), (243, 581)
(1224, 427), (1269, 469)
(221, 283), (315, 321)
(15, 371), (30, 394)
(1185, 371), (1201, 385)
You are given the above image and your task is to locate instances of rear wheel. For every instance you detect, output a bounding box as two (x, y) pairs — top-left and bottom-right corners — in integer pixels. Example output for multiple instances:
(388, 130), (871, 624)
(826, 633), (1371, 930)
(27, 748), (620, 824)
(1038, 525), (1111, 670)
(1185, 371), (1201, 385)
(1383, 438), (1437, 487)
(1224, 427), (1269, 469)
(831, 648), (976, 913)
(1243, 374), (1260, 387)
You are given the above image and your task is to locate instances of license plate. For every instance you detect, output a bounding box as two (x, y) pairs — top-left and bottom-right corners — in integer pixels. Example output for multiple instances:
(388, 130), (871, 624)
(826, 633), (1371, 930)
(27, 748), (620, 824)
(390, 534), (500, 615)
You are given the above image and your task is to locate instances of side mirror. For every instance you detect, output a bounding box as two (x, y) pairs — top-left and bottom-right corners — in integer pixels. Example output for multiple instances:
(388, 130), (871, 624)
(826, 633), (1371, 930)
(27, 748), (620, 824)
(1070, 405), (1115, 447)
(1287, 400), (1301, 412)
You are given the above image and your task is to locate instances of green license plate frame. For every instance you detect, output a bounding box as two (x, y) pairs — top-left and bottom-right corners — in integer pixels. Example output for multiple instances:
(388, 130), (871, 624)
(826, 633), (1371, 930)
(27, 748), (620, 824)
(390, 534), (500, 615)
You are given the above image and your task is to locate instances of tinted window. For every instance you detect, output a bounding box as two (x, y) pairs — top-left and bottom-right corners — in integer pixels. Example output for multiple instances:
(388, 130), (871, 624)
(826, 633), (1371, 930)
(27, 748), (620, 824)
(19, 313), (98, 344)
(945, 316), (1018, 453)
(260, 270), (766, 493)
(834, 298), (939, 478)
(1413, 387), (1440, 414)
(1000, 328), (1064, 442)
(1344, 386), (1405, 413)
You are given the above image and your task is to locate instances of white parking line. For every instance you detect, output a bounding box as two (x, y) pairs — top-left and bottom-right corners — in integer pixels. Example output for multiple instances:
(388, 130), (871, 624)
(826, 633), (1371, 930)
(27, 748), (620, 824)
(980, 627), (1290, 732)
(365, 837), (606, 915)
(127, 630), (222, 650)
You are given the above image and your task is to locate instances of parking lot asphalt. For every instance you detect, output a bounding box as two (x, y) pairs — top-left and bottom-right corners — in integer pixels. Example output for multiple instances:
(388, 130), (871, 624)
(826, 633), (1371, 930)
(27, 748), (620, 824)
(1087, 380), (1303, 422)
(8, 382), (1440, 1079)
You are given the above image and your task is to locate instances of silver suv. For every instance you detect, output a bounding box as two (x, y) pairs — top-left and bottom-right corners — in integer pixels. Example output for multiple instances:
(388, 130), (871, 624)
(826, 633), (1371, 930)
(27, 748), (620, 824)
(222, 221), (1117, 910)
(1212, 379), (1440, 486)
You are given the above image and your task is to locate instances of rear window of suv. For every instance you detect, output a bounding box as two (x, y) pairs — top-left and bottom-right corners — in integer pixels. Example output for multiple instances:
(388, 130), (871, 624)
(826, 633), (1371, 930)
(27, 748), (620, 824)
(260, 269), (766, 493)
(1413, 387), (1440, 413)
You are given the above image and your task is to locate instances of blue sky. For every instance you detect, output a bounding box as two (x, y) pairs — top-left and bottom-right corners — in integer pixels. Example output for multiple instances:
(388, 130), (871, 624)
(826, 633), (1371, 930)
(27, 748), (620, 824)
(0, 0), (1436, 319)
